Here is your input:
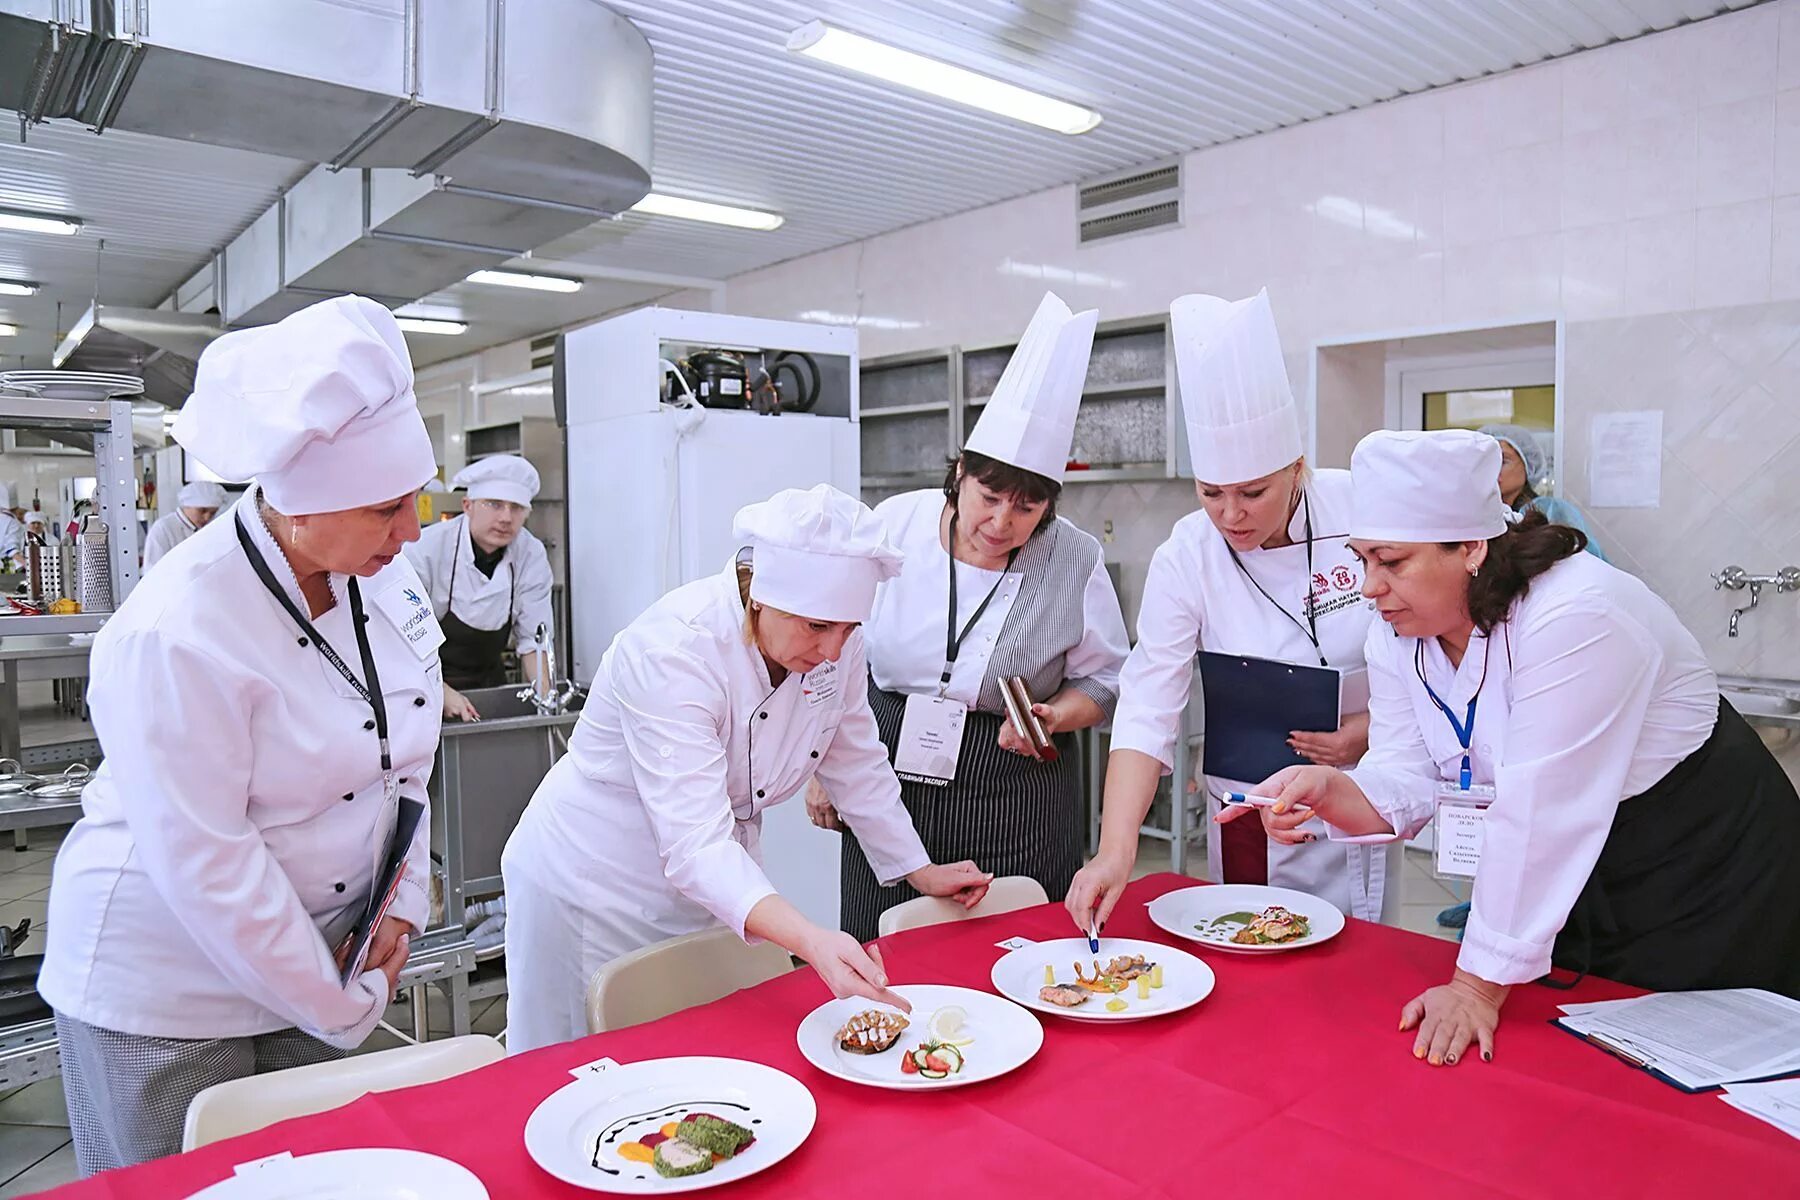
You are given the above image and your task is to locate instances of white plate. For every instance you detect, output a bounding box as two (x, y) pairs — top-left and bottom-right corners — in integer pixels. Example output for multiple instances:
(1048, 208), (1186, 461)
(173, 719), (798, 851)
(183, 1148), (487, 1199)
(1148, 884), (1347, 954)
(524, 1056), (815, 1194)
(990, 937), (1214, 1022)
(795, 984), (1042, 1091)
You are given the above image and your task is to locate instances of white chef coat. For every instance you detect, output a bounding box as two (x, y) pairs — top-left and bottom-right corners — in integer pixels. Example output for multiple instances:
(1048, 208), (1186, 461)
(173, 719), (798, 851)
(1110, 469), (1399, 921)
(504, 565), (929, 997)
(0, 510), (23, 560)
(1346, 552), (1717, 985)
(864, 490), (1128, 707)
(39, 487), (443, 1048)
(142, 510), (200, 568)
(405, 514), (554, 654)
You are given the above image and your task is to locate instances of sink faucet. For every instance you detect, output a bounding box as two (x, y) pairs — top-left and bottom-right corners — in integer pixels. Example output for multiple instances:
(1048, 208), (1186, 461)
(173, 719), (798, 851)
(1712, 565), (1800, 637)
(518, 621), (579, 714)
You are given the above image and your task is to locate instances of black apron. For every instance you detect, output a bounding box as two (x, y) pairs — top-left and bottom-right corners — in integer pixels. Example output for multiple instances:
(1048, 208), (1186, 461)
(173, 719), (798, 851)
(1550, 698), (1800, 998)
(838, 681), (1083, 942)
(439, 525), (515, 691)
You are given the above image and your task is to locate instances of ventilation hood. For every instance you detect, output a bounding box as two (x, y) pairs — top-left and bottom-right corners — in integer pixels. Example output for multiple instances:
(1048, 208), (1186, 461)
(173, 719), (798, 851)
(50, 304), (224, 408)
(3, 0), (654, 328)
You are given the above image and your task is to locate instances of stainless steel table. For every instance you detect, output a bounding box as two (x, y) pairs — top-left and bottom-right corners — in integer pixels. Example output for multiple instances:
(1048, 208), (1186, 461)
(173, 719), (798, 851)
(0, 634), (95, 764)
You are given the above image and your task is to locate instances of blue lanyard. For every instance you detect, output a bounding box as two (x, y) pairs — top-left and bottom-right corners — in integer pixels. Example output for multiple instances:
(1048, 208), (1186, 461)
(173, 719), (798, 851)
(1414, 636), (1490, 791)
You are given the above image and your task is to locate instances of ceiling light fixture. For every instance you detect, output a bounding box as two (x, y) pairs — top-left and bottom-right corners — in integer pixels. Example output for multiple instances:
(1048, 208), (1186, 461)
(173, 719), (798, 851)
(630, 192), (785, 231)
(394, 316), (467, 335)
(0, 323), (17, 337)
(0, 208), (83, 236)
(466, 268), (584, 293)
(0, 279), (39, 296)
(786, 20), (1102, 135)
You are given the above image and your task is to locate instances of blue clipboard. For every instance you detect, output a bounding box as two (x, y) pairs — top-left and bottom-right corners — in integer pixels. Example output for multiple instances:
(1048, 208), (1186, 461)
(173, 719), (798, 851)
(1197, 651), (1342, 784)
(1551, 1018), (1800, 1093)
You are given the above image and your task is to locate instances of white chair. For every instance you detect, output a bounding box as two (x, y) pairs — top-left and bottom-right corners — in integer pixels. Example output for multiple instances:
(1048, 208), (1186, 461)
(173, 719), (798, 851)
(586, 926), (794, 1034)
(181, 1034), (504, 1151)
(877, 875), (1050, 936)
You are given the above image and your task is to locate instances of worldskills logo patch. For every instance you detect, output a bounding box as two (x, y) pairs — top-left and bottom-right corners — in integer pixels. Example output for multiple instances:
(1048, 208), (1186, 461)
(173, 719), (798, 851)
(404, 588), (423, 606)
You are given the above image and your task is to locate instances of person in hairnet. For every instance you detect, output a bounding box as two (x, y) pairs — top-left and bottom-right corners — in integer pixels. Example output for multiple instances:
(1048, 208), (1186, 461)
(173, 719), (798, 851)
(403, 454), (554, 722)
(0, 482), (25, 563)
(1478, 424), (1606, 561)
(39, 295), (444, 1174)
(143, 480), (229, 568)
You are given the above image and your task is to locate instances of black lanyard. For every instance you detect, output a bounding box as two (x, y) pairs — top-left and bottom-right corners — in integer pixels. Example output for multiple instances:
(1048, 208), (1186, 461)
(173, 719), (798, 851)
(236, 513), (391, 774)
(942, 514), (1019, 691)
(1414, 634), (1491, 791)
(1225, 489), (1327, 667)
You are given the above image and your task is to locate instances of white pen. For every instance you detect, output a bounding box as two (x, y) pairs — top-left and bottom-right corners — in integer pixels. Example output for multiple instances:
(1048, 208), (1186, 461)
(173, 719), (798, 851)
(1087, 914), (1100, 955)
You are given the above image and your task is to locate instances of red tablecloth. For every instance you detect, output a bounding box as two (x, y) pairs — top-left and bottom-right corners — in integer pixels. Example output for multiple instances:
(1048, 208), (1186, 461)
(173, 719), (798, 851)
(42, 875), (1799, 1198)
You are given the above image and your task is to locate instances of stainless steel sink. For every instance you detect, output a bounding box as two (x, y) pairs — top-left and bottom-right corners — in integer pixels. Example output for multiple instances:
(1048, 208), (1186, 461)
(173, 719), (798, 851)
(1717, 676), (1800, 728)
(450, 684), (586, 727)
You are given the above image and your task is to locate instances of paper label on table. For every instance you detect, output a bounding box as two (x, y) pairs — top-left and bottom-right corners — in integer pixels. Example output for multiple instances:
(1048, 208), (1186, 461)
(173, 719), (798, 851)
(1588, 411), (1662, 509)
(893, 693), (966, 785)
(569, 1056), (621, 1080)
(994, 936), (1035, 951)
(233, 1152), (295, 1176)
(1434, 803), (1488, 878)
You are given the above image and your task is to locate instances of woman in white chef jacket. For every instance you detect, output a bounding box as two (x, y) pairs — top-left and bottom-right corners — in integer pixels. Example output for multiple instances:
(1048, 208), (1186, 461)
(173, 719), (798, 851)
(143, 479), (229, 568)
(501, 485), (993, 1053)
(404, 453), (554, 720)
(824, 293), (1129, 940)
(1240, 430), (1800, 1066)
(39, 295), (444, 1174)
(1067, 290), (1398, 933)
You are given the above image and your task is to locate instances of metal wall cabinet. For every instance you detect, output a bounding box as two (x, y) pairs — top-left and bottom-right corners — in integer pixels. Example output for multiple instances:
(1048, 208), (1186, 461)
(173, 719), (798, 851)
(859, 349), (960, 498)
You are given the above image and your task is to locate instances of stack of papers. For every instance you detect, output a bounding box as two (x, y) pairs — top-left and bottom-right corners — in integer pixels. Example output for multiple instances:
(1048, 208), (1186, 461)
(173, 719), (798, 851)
(1720, 1080), (1800, 1141)
(1556, 989), (1800, 1091)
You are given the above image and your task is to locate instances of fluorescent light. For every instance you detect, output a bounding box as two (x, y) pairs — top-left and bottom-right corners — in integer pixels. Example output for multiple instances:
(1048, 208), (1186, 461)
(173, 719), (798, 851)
(0, 323), (17, 337)
(466, 268), (583, 293)
(630, 193), (784, 231)
(0, 279), (38, 297)
(787, 20), (1101, 135)
(0, 208), (83, 236)
(394, 317), (466, 335)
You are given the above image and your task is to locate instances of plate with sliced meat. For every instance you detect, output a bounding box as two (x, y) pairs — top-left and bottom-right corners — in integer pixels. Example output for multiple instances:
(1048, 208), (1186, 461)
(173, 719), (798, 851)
(796, 984), (1042, 1091)
(1148, 884), (1346, 954)
(990, 937), (1214, 1022)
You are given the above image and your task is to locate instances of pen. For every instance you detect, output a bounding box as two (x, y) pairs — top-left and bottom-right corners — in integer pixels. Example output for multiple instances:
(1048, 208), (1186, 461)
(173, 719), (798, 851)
(1087, 914), (1100, 956)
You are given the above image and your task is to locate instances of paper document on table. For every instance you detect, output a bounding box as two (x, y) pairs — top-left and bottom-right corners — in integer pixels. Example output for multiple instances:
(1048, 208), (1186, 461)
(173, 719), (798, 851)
(1557, 989), (1800, 1090)
(1720, 1079), (1800, 1141)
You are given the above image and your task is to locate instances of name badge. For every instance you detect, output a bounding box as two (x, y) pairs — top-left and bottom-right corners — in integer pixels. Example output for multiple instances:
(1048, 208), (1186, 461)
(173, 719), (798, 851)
(1433, 781), (1496, 879)
(893, 693), (966, 786)
(372, 580), (445, 659)
(802, 660), (840, 708)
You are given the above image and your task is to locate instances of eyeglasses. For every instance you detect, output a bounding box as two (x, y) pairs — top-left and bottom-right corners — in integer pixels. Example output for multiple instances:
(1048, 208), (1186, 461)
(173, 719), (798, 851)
(471, 499), (529, 518)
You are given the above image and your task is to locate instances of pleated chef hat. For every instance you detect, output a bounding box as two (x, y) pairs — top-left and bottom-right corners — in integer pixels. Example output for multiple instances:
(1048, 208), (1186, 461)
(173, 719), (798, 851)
(733, 484), (904, 623)
(452, 454), (540, 508)
(1172, 289), (1303, 484)
(963, 291), (1100, 482)
(177, 481), (227, 509)
(173, 295), (435, 516)
(1350, 430), (1511, 543)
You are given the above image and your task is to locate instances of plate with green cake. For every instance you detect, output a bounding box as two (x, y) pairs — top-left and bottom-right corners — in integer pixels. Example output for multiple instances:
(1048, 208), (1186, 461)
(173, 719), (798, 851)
(524, 1056), (816, 1193)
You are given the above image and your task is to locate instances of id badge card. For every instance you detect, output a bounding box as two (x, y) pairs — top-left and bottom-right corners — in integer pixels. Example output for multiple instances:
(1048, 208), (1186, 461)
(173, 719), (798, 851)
(1433, 781), (1496, 879)
(893, 693), (967, 786)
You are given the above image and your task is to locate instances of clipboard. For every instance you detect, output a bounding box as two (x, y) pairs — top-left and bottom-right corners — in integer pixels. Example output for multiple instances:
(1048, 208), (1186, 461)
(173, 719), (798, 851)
(1197, 651), (1346, 783)
(333, 795), (425, 985)
(1551, 1018), (1800, 1093)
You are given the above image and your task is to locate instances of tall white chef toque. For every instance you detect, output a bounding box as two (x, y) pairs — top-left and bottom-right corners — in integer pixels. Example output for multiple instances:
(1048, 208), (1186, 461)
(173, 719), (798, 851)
(1171, 288), (1304, 485)
(172, 295), (436, 516)
(177, 481), (228, 509)
(1349, 429), (1512, 543)
(733, 484), (905, 623)
(963, 291), (1100, 482)
(452, 454), (540, 509)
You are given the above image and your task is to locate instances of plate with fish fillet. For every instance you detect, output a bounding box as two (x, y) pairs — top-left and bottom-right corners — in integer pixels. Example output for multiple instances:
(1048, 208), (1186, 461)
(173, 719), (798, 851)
(989, 937), (1214, 1022)
(1147, 884), (1346, 954)
(795, 984), (1042, 1091)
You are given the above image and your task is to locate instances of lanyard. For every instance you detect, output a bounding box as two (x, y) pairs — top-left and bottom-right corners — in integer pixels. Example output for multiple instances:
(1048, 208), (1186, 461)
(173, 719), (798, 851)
(236, 513), (392, 774)
(1414, 634), (1491, 791)
(446, 515), (516, 628)
(942, 514), (1019, 692)
(1225, 489), (1327, 667)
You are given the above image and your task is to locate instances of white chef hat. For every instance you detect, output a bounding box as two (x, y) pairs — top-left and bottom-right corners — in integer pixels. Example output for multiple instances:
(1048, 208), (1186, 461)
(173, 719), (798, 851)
(172, 295), (436, 516)
(0, 483), (15, 510)
(452, 454), (539, 508)
(23, 511), (45, 527)
(1350, 430), (1511, 543)
(177, 481), (227, 509)
(732, 484), (904, 623)
(963, 291), (1099, 483)
(1172, 289), (1304, 484)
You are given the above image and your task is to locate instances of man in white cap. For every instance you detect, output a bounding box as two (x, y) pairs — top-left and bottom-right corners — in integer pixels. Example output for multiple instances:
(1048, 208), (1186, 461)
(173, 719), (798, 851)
(1069, 289), (1399, 935)
(1239, 428), (1800, 1064)
(828, 291), (1128, 941)
(404, 453), (554, 720)
(500, 483), (993, 1053)
(39, 294), (446, 1173)
(0, 482), (25, 562)
(142, 479), (230, 568)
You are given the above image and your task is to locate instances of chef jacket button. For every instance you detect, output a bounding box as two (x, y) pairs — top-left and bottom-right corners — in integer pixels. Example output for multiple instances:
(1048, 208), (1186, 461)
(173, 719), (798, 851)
(810, 750), (819, 759)
(399, 777), (408, 784)
(756, 789), (765, 798)
(334, 882), (346, 893)
(414, 697), (426, 707)
(297, 637), (309, 647)
(759, 712), (768, 720)
(363, 719), (376, 731)
(342, 792), (354, 802)
(659, 746), (673, 759)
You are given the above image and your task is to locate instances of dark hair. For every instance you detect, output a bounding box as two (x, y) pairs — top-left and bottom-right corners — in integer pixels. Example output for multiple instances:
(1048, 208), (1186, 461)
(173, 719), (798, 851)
(1447, 508), (1586, 632)
(942, 450), (1060, 532)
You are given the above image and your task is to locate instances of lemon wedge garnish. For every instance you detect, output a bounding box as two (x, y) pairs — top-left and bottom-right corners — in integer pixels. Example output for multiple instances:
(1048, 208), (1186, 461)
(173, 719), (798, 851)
(925, 1005), (974, 1046)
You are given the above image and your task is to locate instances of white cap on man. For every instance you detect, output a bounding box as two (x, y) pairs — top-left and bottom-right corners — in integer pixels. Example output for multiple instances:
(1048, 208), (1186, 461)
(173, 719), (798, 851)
(451, 454), (540, 509)
(963, 291), (1099, 482)
(1172, 289), (1303, 485)
(1349, 430), (1513, 543)
(732, 484), (904, 623)
(173, 295), (435, 516)
(177, 481), (228, 510)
